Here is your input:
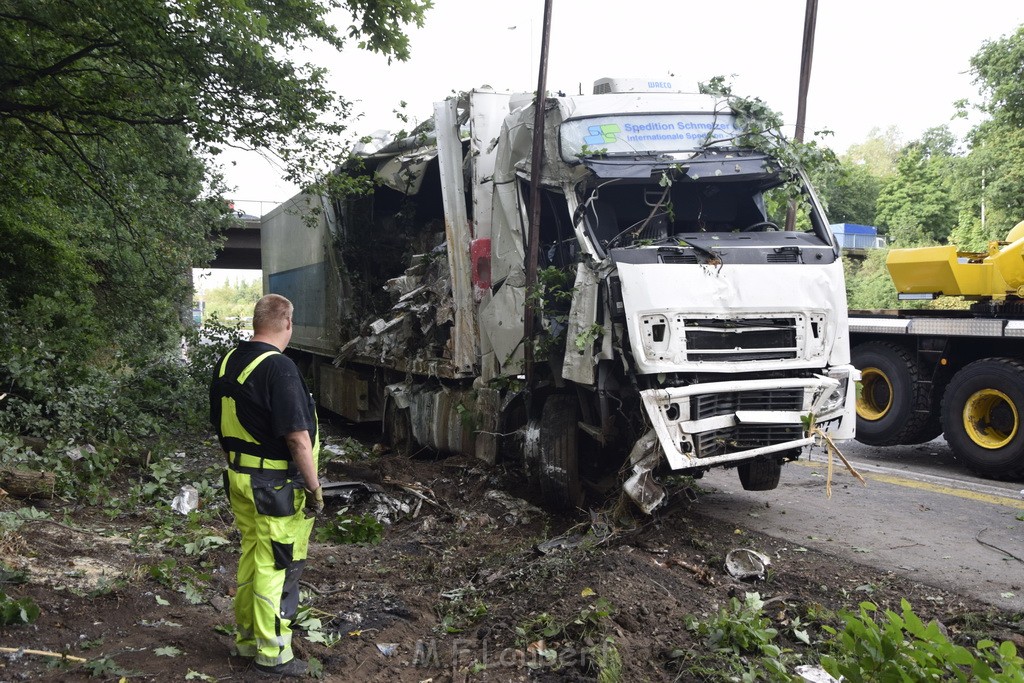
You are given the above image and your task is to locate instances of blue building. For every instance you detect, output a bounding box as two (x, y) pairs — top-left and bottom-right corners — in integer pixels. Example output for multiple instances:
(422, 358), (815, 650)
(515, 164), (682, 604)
(830, 223), (886, 250)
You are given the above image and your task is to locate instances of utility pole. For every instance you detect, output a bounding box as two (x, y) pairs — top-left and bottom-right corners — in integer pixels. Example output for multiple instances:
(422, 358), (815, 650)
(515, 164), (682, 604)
(523, 0), (554, 392)
(786, 0), (818, 231)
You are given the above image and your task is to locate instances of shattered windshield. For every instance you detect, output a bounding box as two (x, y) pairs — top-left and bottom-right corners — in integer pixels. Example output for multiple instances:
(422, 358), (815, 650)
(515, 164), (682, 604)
(578, 159), (834, 258)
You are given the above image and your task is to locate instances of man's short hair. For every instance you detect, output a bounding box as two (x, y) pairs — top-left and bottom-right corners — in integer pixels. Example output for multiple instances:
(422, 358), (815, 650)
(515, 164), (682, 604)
(253, 294), (293, 333)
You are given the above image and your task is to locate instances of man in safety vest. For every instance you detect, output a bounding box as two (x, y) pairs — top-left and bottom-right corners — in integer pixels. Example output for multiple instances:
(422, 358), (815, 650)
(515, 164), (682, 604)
(210, 293), (323, 678)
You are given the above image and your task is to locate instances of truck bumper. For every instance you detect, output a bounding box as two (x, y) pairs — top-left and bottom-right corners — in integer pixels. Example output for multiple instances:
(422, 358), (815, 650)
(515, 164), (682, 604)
(639, 373), (850, 471)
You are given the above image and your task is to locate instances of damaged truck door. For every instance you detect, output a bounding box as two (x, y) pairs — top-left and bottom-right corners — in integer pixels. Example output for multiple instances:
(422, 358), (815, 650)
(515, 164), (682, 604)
(260, 80), (857, 513)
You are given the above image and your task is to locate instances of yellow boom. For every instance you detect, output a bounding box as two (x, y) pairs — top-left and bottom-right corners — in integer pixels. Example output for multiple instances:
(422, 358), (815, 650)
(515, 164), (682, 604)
(886, 220), (1024, 300)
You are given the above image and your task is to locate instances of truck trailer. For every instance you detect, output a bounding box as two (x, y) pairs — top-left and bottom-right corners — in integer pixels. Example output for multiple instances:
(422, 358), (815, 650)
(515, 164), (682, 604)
(850, 224), (1024, 481)
(261, 81), (857, 512)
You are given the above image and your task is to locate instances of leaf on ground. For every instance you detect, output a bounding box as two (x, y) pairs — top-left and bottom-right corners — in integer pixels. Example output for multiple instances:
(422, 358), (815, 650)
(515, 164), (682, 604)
(155, 646), (182, 657)
(155, 595), (169, 605)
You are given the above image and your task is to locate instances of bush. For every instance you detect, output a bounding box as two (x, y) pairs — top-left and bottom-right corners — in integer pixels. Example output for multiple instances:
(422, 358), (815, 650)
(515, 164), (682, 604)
(821, 599), (1024, 682)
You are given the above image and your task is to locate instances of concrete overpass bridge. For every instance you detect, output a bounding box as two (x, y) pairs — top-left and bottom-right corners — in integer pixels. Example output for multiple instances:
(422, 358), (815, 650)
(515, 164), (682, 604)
(208, 213), (262, 270)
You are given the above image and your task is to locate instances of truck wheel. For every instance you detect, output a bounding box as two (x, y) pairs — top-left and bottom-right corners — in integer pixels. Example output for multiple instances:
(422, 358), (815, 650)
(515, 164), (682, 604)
(852, 341), (937, 446)
(538, 394), (584, 511)
(383, 397), (414, 457)
(737, 456), (781, 491)
(941, 358), (1024, 480)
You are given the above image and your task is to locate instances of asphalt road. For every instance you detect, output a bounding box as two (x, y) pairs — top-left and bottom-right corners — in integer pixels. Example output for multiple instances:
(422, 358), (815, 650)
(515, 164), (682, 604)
(695, 437), (1024, 612)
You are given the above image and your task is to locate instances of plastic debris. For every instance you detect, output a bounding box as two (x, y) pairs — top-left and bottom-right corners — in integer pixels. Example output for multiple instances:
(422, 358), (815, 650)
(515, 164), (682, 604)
(794, 664), (841, 682)
(369, 492), (413, 524)
(375, 643), (398, 657)
(171, 485), (199, 515)
(63, 444), (96, 462)
(724, 548), (772, 580)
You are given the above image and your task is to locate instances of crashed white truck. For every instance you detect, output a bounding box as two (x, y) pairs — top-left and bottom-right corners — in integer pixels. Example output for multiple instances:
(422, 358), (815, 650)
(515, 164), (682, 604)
(261, 80), (857, 512)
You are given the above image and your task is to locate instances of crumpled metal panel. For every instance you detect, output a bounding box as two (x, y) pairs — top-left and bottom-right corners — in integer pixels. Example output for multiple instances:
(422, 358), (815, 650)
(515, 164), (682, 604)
(562, 260), (608, 385)
(469, 89), (512, 241)
(639, 376), (839, 470)
(375, 150), (437, 195)
(615, 260), (850, 375)
(435, 99), (477, 376)
(478, 283), (526, 373)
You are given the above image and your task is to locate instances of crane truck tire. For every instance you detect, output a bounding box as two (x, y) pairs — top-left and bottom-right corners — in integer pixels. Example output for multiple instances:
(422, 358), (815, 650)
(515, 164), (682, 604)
(852, 341), (939, 446)
(538, 393), (584, 511)
(941, 357), (1024, 480)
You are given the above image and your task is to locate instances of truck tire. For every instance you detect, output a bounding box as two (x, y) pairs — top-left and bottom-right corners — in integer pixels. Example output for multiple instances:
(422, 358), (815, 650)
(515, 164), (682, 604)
(538, 394), (584, 511)
(383, 397), (414, 457)
(737, 456), (781, 491)
(852, 341), (938, 446)
(941, 358), (1024, 480)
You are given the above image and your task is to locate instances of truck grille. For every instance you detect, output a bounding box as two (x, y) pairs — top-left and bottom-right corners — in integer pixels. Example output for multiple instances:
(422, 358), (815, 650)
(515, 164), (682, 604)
(691, 389), (804, 420)
(694, 425), (803, 459)
(685, 318), (797, 361)
(659, 252), (699, 264)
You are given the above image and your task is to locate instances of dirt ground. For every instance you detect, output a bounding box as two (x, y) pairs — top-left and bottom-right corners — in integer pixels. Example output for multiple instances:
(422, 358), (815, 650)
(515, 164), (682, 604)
(1, 424), (1021, 682)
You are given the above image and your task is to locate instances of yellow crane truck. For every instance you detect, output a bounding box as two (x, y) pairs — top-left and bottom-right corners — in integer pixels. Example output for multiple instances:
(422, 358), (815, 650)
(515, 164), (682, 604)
(849, 221), (1024, 480)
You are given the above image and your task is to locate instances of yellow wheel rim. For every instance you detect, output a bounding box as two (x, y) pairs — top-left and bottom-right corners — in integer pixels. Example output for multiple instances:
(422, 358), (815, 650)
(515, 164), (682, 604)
(963, 388), (1018, 450)
(857, 367), (893, 421)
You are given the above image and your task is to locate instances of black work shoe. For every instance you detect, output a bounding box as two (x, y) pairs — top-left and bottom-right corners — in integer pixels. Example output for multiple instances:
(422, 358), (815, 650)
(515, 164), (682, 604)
(253, 658), (308, 678)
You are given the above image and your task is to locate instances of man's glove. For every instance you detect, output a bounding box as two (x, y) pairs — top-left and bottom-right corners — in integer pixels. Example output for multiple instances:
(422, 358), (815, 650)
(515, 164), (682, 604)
(306, 486), (324, 515)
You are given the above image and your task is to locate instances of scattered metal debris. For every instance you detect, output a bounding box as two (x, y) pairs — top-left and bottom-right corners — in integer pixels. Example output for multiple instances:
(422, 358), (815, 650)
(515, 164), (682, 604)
(483, 489), (544, 526)
(724, 548), (772, 581)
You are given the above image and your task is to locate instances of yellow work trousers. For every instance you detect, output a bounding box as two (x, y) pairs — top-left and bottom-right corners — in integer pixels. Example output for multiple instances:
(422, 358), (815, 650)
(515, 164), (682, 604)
(225, 468), (315, 667)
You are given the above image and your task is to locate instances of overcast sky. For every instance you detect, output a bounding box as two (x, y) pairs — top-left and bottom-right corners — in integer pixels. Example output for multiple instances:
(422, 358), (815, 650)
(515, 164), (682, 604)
(202, 0), (1024, 286)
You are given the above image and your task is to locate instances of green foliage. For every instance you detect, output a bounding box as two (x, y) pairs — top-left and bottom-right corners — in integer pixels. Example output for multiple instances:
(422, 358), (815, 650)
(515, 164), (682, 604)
(293, 606), (342, 647)
(812, 158), (882, 226)
(0, 0), (431, 450)
(821, 599), (1024, 682)
(528, 266), (577, 362)
(436, 586), (489, 634)
(315, 509), (384, 545)
(199, 280), (262, 327)
(845, 126), (904, 178)
(680, 592), (796, 682)
(687, 592), (780, 657)
(0, 506), (51, 534)
(515, 597), (621, 676)
(844, 250), (900, 310)
(82, 656), (128, 678)
(0, 590), (40, 625)
(698, 76), (838, 183)
(875, 136), (958, 247)
(0, 312), (244, 445)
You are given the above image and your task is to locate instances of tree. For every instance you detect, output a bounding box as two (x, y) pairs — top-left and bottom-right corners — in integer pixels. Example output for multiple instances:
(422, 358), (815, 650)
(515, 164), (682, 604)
(874, 130), (958, 247)
(950, 24), (1024, 249)
(0, 0), (430, 357)
(0, 0), (431, 439)
(812, 158), (882, 226)
(844, 126), (903, 178)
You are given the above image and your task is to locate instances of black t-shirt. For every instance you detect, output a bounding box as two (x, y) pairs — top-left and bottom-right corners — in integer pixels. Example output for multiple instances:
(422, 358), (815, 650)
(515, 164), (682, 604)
(210, 341), (316, 460)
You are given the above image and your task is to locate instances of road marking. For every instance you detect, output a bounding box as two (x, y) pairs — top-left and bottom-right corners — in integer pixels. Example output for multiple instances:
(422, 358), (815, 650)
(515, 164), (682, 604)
(792, 459), (1024, 510)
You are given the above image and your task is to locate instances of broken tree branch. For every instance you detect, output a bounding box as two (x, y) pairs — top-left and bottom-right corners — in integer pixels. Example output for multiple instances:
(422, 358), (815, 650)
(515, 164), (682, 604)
(0, 647), (87, 663)
(0, 468), (55, 499)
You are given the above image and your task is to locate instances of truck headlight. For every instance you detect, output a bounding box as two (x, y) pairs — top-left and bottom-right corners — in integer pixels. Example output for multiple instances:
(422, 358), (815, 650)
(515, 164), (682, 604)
(819, 368), (854, 414)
